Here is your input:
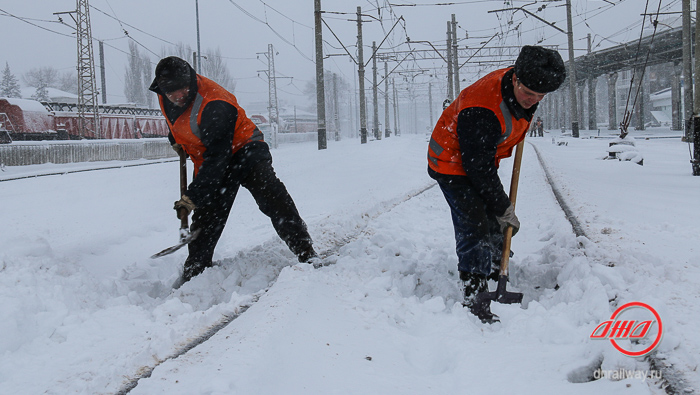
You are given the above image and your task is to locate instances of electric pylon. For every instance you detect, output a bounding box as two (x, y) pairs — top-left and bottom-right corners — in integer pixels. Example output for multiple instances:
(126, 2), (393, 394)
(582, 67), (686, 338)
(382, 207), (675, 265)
(76, 0), (100, 138)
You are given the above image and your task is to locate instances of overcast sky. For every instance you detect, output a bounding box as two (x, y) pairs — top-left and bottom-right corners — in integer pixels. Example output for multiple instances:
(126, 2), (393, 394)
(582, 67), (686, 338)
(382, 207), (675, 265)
(0, 0), (683, 110)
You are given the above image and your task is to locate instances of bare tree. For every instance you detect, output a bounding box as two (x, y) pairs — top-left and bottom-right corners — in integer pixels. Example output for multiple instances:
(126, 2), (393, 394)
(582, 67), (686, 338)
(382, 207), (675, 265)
(157, 44), (235, 92)
(160, 42), (193, 64)
(201, 47), (235, 92)
(124, 41), (146, 105)
(23, 67), (59, 91)
(141, 53), (153, 108)
(57, 71), (78, 94)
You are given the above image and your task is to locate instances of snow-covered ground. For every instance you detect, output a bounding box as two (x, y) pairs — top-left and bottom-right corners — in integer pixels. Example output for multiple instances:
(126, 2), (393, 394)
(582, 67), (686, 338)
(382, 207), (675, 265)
(0, 129), (698, 394)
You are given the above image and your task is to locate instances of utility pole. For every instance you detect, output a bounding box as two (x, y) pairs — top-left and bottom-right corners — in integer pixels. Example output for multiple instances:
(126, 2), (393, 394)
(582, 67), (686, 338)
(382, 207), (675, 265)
(372, 41), (380, 140)
(446, 21), (454, 101)
(451, 14), (460, 96)
(692, 0), (700, 175)
(314, 0), (327, 149)
(192, 52), (198, 76)
(266, 44), (279, 149)
(384, 61), (390, 138)
(333, 72), (340, 141)
(75, 0), (99, 138)
(357, 7), (367, 144)
(195, 0), (202, 74)
(587, 33), (596, 130)
(428, 82), (434, 128)
(683, 0), (694, 142)
(99, 40), (106, 104)
(393, 78), (400, 136)
(565, 0), (579, 138)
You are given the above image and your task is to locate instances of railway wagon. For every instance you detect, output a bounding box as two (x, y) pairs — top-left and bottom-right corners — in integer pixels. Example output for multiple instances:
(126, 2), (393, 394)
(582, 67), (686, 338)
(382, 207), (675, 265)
(0, 98), (168, 142)
(0, 97), (55, 141)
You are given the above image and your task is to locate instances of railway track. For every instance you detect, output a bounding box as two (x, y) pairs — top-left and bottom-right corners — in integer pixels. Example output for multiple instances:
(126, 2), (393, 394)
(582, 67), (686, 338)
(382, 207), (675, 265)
(13, 145), (686, 394)
(0, 158), (177, 182)
(529, 141), (688, 395)
(114, 182), (438, 394)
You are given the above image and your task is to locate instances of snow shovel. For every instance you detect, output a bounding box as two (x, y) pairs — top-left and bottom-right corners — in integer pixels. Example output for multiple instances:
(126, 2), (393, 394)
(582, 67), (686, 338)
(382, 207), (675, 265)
(151, 150), (200, 259)
(471, 140), (525, 323)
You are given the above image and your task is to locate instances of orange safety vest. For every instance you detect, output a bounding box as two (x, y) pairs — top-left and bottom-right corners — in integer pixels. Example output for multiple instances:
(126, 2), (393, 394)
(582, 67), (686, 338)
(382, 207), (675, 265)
(159, 75), (264, 176)
(428, 68), (530, 176)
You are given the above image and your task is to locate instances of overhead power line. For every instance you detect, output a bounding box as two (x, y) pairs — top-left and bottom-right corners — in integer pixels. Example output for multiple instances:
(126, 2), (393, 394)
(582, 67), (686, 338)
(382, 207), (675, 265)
(226, 0), (314, 62)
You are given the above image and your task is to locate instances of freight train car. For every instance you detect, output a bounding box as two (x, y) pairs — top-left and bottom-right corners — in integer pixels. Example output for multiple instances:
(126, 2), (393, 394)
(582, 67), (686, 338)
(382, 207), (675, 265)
(0, 98), (168, 142)
(0, 98), (56, 141)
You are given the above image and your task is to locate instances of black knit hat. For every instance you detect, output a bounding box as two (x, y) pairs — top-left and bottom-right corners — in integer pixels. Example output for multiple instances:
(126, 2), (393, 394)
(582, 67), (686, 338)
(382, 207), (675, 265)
(154, 56), (192, 93)
(514, 46), (566, 93)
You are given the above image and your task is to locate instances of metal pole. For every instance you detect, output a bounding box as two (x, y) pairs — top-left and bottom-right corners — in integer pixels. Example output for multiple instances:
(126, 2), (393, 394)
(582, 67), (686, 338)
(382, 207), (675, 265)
(428, 82), (434, 128)
(693, 0), (700, 175)
(393, 78), (399, 136)
(683, 0), (693, 141)
(334, 72), (340, 141)
(446, 21), (454, 101)
(607, 72), (618, 130)
(99, 40), (106, 104)
(372, 41), (380, 140)
(587, 33), (596, 130)
(384, 61), (390, 138)
(267, 44), (279, 149)
(314, 0), (327, 149)
(451, 14), (460, 95)
(353, 67), (358, 138)
(195, 0), (202, 74)
(565, 0), (579, 137)
(357, 7), (367, 144)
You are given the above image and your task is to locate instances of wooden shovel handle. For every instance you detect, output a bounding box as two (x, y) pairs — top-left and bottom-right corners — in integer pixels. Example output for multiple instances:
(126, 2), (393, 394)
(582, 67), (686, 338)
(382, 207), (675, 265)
(179, 150), (189, 230)
(499, 140), (525, 276)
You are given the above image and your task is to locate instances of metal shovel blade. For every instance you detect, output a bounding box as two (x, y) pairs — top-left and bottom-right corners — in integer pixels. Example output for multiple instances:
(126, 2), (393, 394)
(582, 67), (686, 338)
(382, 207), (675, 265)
(470, 275), (523, 323)
(479, 275), (523, 305)
(150, 228), (201, 259)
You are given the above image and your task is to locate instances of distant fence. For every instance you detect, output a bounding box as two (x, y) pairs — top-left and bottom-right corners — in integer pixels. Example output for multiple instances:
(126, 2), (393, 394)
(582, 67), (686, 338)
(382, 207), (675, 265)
(0, 139), (176, 166)
(0, 132), (318, 167)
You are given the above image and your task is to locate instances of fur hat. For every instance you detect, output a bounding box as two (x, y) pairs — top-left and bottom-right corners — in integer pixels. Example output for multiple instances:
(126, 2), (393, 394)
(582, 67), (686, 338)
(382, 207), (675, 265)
(514, 46), (566, 93)
(154, 56), (192, 93)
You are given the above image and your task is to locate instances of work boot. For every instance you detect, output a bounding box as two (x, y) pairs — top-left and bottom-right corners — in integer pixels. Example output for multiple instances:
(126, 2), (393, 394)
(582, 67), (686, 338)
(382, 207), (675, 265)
(460, 271), (499, 324)
(459, 271), (488, 304)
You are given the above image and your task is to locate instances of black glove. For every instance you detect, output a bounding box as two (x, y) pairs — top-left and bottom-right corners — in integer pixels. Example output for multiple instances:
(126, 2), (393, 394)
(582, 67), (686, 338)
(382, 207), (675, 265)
(496, 203), (520, 236)
(173, 195), (196, 219)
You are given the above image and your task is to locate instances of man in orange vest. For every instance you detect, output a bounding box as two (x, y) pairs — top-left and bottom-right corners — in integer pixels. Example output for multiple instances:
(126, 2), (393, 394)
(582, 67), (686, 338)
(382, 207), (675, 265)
(427, 46), (565, 319)
(150, 56), (317, 283)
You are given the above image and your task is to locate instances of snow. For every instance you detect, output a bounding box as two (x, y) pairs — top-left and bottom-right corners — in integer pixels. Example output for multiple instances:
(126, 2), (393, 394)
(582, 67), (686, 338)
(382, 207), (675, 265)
(2, 97), (50, 113)
(0, 129), (698, 394)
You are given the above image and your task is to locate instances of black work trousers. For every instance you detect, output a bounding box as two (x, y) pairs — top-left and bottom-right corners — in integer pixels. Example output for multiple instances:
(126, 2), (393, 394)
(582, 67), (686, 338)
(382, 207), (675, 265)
(185, 143), (312, 271)
(436, 178), (503, 276)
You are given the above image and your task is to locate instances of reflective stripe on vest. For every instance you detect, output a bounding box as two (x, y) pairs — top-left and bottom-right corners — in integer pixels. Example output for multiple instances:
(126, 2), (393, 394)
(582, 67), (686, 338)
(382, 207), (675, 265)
(189, 92), (264, 143)
(496, 100), (513, 144)
(428, 99), (512, 164)
(190, 93), (205, 139)
(428, 137), (443, 167)
(427, 67), (530, 176)
(160, 75), (264, 176)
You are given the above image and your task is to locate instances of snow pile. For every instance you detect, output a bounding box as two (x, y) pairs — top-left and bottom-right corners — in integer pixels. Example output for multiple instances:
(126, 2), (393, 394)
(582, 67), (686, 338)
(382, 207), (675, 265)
(604, 135), (644, 165)
(0, 130), (698, 394)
